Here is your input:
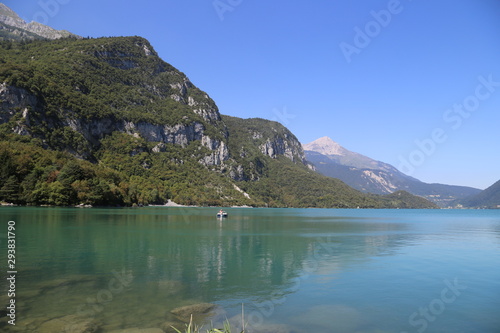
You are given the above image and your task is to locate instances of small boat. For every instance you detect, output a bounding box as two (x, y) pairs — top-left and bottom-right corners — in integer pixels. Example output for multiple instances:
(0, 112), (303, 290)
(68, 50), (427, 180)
(217, 210), (228, 218)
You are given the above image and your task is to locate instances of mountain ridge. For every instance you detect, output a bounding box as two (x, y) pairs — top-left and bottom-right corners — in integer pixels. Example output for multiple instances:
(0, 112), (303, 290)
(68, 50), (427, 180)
(0, 3), (80, 41)
(302, 136), (347, 156)
(303, 136), (481, 207)
(303, 136), (405, 174)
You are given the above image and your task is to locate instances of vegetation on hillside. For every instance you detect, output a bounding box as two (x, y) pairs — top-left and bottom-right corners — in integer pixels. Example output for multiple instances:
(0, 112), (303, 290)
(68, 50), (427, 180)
(457, 179), (500, 208)
(223, 116), (438, 209)
(0, 134), (253, 207)
(0, 36), (225, 141)
(0, 37), (438, 209)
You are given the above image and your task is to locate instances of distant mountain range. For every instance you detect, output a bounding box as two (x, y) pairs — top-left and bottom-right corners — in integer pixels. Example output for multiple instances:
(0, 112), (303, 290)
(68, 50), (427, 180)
(303, 137), (481, 207)
(0, 3), (80, 41)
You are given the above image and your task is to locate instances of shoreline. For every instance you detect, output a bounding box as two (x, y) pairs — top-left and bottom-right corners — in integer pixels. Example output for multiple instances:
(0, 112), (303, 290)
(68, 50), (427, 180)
(2, 201), (497, 210)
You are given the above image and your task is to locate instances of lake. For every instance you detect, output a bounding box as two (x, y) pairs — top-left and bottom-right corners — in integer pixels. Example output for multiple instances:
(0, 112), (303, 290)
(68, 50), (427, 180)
(1, 207), (499, 332)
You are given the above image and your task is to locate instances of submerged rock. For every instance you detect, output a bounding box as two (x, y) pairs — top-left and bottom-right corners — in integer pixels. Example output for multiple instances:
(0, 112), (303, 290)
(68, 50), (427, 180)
(107, 328), (163, 333)
(7, 317), (44, 332)
(170, 302), (218, 323)
(0, 294), (9, 308)
(36, 315), (100, 333)
(36, 275), (98, 292)
(16, 288), (43, 299)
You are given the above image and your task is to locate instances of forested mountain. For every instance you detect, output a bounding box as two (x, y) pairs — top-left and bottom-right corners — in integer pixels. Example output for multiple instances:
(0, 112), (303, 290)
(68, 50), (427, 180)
(304, 137), (480, 207)
(458, 179), (500, 209)
(0, 33), (437, 208)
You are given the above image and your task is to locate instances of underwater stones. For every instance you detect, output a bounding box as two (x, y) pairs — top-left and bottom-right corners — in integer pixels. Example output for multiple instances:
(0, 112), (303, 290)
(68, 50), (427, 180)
(107, 328), (164, 333)
(11, 317), (45, 332)
(36, 275), (98, 292)
(16, 288), (42, 299)
(0, 294), (9, 308)
(170, 302), (218, 323)
(36, 314), (101, 333)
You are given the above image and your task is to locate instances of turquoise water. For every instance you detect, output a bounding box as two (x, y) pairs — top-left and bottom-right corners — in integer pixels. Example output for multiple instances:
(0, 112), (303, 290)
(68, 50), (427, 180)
(0, 207), (499, 332)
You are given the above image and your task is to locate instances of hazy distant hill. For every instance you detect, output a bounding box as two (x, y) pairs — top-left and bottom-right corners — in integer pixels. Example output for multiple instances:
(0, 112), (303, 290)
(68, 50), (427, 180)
(0, 3), (80, 41)
(458, 179), (500, 209)
(303, 137), (481, 207)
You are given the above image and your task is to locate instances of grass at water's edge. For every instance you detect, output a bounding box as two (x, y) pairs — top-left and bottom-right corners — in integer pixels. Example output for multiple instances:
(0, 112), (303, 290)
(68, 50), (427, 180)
(171, 317), (244, 333)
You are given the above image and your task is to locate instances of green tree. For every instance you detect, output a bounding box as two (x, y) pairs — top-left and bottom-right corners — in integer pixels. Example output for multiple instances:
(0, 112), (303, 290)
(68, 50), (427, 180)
(0, 175), (20, 202)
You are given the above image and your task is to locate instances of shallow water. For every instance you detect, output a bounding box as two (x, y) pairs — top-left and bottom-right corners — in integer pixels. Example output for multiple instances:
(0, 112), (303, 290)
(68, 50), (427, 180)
(1, 207), (499, 332)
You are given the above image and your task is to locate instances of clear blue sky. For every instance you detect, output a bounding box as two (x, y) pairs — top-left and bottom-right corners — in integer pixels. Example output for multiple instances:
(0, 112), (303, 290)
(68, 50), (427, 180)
(5, 0), (500, 189)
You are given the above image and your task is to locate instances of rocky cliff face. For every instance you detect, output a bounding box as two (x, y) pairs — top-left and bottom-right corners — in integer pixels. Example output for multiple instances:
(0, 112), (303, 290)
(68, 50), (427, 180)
(260, 133), (306, 164)
(0, 82), (37, 126)
(222, 116), (309, 181)
(0, 34), (232, 169)
(0, 81), (229, 165)
(0, 35), (309, 174)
